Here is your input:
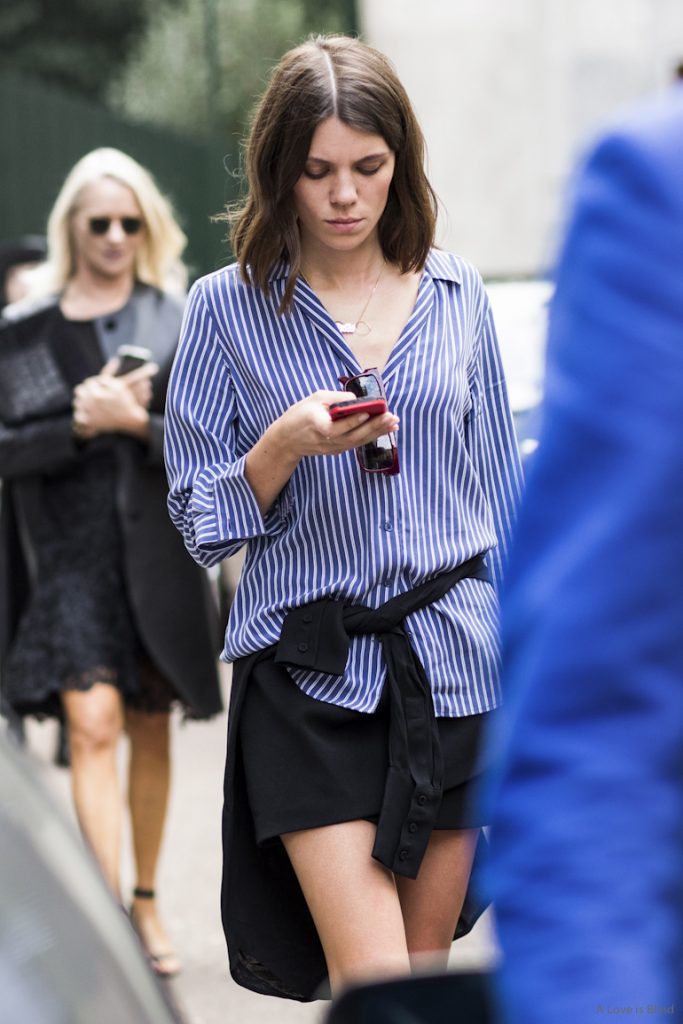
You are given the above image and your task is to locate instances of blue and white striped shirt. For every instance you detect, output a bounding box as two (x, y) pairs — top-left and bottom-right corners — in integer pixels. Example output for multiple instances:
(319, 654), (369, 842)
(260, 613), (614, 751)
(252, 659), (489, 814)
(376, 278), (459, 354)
(165, 250), (523, 717)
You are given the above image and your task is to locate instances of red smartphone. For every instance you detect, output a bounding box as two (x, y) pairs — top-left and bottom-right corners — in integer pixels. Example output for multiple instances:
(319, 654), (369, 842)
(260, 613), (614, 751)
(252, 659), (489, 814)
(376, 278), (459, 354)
(329, 397), (388, 421)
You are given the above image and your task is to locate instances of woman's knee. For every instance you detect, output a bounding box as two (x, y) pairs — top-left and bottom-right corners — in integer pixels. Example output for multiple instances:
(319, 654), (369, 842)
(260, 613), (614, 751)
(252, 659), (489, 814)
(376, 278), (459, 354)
(63, 685), (123, 753)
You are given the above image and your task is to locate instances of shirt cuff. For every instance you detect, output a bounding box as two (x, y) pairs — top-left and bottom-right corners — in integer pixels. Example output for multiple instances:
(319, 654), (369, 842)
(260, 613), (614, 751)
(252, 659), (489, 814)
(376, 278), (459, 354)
(190, 453), (289, 547)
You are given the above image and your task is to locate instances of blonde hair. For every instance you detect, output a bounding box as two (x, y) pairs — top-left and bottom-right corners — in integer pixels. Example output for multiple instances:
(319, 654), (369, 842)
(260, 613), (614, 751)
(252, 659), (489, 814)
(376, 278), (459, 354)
(27, 148), (187, 298)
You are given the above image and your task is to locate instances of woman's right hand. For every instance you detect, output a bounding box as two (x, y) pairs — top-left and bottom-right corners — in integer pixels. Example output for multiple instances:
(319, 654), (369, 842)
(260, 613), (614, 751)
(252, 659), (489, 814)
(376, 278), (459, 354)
(71, 362), (158, 440)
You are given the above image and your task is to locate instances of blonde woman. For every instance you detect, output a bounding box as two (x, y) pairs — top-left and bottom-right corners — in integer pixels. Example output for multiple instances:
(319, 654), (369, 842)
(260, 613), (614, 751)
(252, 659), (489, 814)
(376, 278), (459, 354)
(0, 149), (222, 976)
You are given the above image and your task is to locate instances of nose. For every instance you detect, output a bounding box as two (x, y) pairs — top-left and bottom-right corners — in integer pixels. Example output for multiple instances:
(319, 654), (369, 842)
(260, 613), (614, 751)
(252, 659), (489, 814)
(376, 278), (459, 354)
(330, 170), (357, 207)
(106, 219), (126, 242)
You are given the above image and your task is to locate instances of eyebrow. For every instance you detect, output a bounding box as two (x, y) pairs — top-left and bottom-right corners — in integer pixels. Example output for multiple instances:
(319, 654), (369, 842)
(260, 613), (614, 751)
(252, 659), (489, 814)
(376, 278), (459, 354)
(305, 151), (390, 166)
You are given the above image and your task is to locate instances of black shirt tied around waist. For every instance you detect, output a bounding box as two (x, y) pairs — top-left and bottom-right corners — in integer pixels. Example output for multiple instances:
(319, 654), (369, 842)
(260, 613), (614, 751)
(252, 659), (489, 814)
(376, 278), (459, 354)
(274, 554), (490, 880)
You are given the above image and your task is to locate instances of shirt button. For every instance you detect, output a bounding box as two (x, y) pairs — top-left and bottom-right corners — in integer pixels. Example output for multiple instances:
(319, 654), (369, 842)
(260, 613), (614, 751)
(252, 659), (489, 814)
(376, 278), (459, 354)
(382, 576), (392, 587)
(408, 822), (418, 834)
(398, 848), (409, 861)
(417, 794), (427, 806)
(381, 521), (393, 532)
(297, 642), (309, 653)
(302, 613), (313, 624)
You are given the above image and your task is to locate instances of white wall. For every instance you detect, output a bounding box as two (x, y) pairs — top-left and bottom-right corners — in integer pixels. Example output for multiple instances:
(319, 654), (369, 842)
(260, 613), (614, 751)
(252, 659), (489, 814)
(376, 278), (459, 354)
(360, 0), (683, 276)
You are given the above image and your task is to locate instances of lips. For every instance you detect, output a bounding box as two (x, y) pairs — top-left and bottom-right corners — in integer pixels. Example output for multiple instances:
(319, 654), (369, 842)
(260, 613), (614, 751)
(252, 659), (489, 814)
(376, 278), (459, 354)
(326, 218), (363, 234)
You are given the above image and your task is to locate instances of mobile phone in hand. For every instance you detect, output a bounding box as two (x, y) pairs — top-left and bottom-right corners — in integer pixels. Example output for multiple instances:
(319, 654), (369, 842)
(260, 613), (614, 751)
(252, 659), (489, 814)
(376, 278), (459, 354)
(114, 345), (153, 376)
(329, 397), (388, 420)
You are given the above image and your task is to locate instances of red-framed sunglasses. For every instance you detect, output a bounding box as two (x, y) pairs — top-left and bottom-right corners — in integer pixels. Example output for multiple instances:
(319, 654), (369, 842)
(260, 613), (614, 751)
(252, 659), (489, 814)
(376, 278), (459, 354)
(338, 367), (400, 475)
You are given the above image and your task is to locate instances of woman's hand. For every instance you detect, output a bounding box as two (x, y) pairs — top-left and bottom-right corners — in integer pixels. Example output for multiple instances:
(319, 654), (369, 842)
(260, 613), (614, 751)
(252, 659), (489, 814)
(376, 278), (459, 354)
(104, 356), (156, 409)
(71, 362), (158, 441)
(267, 390), (399, 462)
(245, 390), (399, 517)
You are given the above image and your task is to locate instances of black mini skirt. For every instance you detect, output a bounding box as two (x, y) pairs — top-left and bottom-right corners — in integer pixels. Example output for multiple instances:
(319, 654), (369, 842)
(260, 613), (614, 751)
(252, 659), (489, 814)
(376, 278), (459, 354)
(238, 657), (494, 846)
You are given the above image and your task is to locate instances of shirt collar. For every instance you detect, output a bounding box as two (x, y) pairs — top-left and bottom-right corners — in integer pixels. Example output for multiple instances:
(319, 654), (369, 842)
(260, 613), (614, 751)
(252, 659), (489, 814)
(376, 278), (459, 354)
(422, 249), (462, 284)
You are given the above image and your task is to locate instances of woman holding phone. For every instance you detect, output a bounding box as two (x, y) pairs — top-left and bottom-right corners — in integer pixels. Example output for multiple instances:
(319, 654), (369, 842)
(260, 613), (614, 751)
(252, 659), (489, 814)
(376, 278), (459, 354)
(0, 148), (222, 976)
(165, 35), (522, 1001)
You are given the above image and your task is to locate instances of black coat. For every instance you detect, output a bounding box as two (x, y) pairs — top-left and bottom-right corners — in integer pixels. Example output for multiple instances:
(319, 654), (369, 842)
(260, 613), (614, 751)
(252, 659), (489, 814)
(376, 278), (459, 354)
(0, 287), (223, 719)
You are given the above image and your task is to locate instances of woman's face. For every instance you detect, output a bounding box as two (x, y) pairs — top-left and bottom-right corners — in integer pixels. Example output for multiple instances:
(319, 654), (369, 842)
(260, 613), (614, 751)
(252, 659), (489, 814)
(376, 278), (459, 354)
(292, 117), (395, 257)
(69, 177), (145, 283)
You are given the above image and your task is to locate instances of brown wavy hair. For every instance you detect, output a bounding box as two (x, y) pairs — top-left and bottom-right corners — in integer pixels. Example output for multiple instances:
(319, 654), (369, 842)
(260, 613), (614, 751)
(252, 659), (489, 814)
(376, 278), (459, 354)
(227, 35), (438, 313)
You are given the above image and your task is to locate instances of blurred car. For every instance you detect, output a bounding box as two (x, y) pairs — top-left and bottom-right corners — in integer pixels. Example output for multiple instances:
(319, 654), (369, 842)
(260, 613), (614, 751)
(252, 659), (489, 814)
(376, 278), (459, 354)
(326, 970), (492, 1024)
(486, 278), (553, 462)
(0, 727), (184, 1024)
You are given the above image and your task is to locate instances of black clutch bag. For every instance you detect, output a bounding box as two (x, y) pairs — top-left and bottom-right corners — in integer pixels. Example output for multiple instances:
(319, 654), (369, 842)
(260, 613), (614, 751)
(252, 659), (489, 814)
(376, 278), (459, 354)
(0, 340), (72, 425)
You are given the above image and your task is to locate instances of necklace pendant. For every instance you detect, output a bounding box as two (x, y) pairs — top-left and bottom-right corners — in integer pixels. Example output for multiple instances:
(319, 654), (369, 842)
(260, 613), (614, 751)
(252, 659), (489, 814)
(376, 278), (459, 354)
(335, 321), (357, 335)
(355, 320), (371, 337)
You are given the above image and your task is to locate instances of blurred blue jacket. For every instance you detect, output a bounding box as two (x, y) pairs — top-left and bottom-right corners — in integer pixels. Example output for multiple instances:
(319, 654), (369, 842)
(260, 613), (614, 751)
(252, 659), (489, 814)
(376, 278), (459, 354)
(487, 86), (683, 1022)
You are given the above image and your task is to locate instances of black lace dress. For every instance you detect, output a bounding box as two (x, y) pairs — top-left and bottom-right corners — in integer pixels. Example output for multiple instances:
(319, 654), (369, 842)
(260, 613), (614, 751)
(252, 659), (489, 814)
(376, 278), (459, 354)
(4, 310), (177, 719)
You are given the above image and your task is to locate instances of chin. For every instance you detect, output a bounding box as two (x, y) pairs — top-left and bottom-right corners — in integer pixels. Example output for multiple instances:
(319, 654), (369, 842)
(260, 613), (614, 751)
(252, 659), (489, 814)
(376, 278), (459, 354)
(322, 232), (374, 252)
(98, 260), (134, 278)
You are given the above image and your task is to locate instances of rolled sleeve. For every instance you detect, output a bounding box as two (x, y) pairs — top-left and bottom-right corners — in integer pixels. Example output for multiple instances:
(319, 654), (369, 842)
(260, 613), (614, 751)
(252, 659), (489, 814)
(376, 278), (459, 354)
(190, 455), (289, 553)
(165, 280), (288, 567)
(0, 415), (78, 479)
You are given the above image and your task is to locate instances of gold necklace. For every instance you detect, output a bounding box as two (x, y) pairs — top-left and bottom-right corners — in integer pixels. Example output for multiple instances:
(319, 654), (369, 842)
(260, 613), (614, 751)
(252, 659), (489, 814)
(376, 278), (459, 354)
(334, 264), (385, 336)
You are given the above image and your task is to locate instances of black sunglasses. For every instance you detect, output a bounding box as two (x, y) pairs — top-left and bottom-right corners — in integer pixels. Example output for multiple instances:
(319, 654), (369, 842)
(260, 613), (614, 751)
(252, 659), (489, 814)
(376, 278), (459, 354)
(88, 216), (143, 236)
(338, 367), (400, 475)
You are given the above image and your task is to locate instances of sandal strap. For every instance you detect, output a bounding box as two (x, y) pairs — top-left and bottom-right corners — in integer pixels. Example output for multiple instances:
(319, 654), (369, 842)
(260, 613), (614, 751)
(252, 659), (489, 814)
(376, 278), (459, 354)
(133, 887), (156, 899)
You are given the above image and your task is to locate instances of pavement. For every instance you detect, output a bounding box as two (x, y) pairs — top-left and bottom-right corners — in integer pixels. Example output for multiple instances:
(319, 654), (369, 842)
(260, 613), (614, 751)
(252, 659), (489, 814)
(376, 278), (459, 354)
(23, 664), (499, 1024)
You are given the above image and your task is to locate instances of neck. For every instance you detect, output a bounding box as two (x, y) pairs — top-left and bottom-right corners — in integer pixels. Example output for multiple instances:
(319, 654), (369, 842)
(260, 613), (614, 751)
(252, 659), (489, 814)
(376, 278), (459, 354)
(299, 238), (391, 339)
(62, 268), (136, 317)
(299, 238), (386, 293)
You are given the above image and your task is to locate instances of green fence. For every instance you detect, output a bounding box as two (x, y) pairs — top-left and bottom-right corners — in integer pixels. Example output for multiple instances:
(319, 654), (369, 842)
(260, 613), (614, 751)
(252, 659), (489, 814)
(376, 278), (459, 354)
(0, 72), (239, 282)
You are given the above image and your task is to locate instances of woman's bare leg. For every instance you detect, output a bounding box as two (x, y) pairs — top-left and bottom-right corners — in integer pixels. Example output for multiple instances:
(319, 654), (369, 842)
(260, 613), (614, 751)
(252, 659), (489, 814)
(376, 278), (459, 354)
(126, 708), (180, 975)
(61, 683), (124, 895)
(395, 827), (479, 972)
(281, 819), (411, 993)
(127, 709), (171, 890)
